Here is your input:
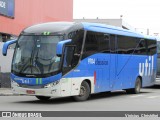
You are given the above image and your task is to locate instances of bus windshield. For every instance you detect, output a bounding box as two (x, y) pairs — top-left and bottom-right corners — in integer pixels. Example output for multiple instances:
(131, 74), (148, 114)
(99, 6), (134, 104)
(12, 35), (63, 76)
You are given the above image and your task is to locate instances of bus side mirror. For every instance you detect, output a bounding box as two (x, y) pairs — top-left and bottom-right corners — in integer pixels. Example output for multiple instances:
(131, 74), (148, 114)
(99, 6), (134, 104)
(2, 39), (17, 56)
(56, 39), (71, 57)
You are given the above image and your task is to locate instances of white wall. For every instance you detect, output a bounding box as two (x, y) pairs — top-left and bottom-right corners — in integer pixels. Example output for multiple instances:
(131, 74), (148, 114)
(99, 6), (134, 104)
(0, 42), (14, 72)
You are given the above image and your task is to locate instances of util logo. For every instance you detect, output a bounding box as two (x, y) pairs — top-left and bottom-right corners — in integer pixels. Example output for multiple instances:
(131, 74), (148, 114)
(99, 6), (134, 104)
(139, 56), (154, 76)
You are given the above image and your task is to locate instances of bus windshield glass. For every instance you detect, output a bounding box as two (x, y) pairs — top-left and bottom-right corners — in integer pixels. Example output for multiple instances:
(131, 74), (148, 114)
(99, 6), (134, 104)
(12, 35), (63, 75)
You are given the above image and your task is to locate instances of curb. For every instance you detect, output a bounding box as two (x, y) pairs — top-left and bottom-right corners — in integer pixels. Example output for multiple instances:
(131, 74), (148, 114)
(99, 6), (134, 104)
(0, 88), (13, 96)
(0, 93), (13, 96)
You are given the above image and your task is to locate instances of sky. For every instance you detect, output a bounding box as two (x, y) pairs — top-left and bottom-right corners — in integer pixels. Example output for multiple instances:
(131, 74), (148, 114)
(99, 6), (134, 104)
(73, 0), (160, 36)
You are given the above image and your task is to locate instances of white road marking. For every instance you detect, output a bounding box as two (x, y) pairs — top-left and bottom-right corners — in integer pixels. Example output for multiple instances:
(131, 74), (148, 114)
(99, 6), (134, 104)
(147, 96), (159, 99)
(130, 95), (146, 98)
(129, 95), (160, 99)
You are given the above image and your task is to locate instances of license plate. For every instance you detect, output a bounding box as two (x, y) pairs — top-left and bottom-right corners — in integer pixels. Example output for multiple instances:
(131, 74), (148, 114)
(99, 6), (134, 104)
(26, 90), (35, 94)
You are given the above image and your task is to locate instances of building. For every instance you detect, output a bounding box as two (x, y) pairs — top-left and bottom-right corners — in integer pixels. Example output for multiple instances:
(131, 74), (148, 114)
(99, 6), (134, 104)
(0, 0), (73, 42)
(74, 18), (135, 31)
(0, 0), (73, 87)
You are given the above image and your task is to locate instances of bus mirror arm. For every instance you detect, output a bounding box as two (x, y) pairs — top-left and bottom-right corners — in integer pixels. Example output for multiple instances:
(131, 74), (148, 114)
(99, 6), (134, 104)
(56, 39), (71, 56)
(2, 39), (17, 56)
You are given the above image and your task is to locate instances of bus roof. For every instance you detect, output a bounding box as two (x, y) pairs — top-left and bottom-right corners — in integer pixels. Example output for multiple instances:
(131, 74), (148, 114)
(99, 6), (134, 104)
(22, 22), (156, 40)
(82, 22), (156, 40)
(22, 22), (75, 35)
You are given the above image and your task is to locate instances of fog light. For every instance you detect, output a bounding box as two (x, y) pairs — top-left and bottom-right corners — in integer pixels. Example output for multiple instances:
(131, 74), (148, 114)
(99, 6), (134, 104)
(44, 84), (51, 88)
(44, 80), (60, 88)
(53, 80), (60, 86)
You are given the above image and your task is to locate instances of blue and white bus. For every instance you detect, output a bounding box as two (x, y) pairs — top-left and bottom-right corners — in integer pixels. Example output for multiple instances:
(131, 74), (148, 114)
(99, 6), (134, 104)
(2, 22), (157, 101)
(157, 40), (160, 76)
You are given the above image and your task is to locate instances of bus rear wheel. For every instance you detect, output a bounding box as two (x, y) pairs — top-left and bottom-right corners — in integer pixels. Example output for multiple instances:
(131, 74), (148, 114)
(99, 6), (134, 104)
(126, 77), (141, 94)
(36, 96), (51, 101)
(73, 81), (90, 101)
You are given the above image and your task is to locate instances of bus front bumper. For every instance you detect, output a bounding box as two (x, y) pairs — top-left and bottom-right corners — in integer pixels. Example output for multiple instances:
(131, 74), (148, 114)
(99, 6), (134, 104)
(11, 83), (62, 97)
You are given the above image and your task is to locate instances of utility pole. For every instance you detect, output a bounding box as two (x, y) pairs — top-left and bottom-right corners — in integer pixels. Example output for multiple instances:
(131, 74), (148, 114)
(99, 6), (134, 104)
(147, 29), (149, 35)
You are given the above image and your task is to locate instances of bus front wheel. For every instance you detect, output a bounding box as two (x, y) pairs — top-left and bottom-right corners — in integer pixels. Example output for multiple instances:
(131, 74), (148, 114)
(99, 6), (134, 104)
(73, 81), (90, 101)
(36, 96), (51, 101)
(126, 77), (141, 94)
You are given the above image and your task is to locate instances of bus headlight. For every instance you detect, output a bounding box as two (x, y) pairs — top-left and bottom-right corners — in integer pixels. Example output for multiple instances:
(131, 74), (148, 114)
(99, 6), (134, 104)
(44, 80), (60, 88)
(11, 80), (19, 87)
(53, 80), (60, 86)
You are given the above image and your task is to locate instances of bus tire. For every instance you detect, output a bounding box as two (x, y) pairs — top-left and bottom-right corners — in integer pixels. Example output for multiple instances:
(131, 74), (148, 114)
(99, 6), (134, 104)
(126, 77), (141, 94)
(36, 96), (51, 101)
(73, 81), (90, 101)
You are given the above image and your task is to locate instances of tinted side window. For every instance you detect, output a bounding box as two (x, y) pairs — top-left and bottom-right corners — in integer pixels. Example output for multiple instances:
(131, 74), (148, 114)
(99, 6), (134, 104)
(117, 36), (137, 54)
(147, 39), (157, 55)
(110, 35), (116, 53)
(82, 31), (109, 58)
(62, 30), (84, 75)
(98, 34), (110, 53)
(136, 39), (147, 55)
(157, 41), (160, 58)
(84, 32), (98, 54)
(68, 30), (84, 54)
(157, 41), (160, 54)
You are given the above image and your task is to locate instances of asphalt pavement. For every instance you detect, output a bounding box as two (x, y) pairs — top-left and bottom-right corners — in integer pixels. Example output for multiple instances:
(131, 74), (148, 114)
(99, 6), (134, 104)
(1, 83), (160, 119)
(0, 85), (160, 111)
(0, 79), (160, 112)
